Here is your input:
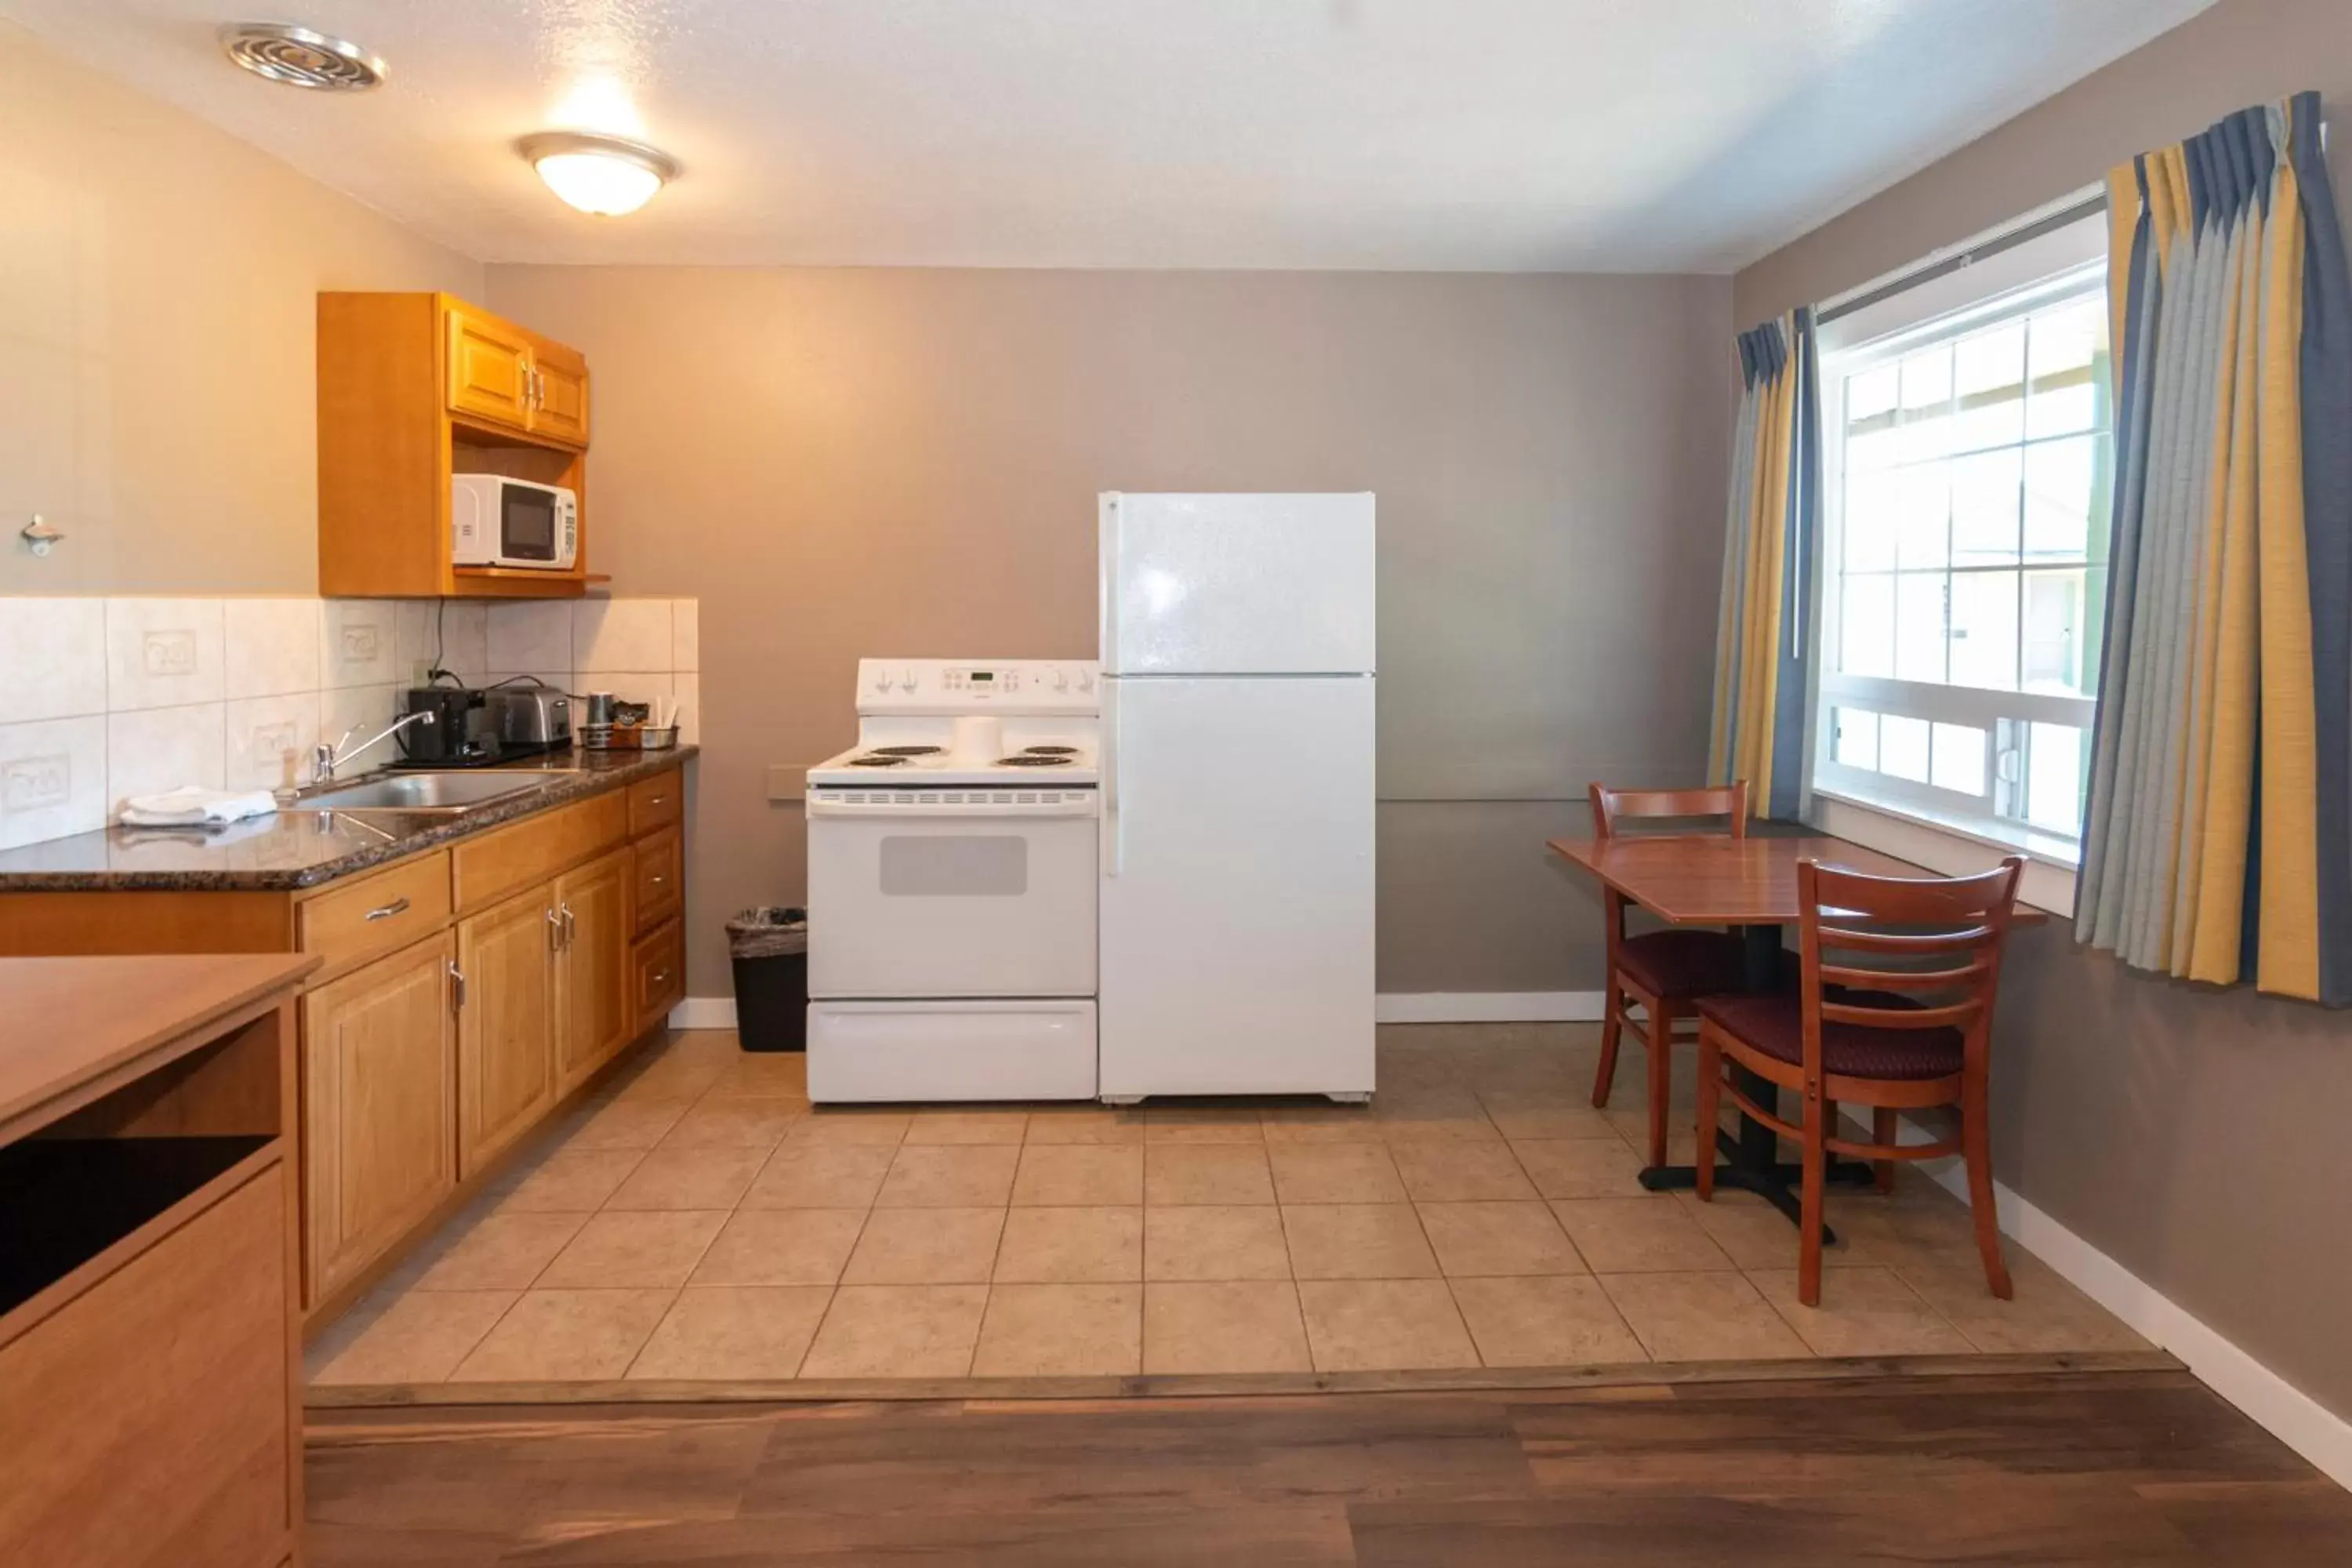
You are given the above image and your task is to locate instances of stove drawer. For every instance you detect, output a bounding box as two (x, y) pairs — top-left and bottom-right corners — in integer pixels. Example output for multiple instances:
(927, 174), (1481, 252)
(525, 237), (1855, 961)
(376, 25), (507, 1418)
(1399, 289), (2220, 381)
(808, 811), (1096, 999)
(808, 1000), (1096, 1103)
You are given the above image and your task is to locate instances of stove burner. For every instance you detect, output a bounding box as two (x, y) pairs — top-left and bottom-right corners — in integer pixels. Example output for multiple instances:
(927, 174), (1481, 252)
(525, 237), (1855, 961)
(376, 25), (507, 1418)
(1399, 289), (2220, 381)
(871, 745), (943, 757)
(1022, 746), (1079, 756)
(996, 754), (1072, 768)
(848, 755), (908, 768)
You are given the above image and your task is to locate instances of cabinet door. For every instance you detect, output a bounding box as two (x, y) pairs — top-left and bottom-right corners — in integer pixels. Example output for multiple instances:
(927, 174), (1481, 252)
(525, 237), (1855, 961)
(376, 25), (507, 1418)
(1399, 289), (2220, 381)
(555, 848), (632, 1093)
(446, 303), (534, 432)
(456, 886), (557, 1175)
(529, 339), (590, 445)
(302, 933), (457, 1304)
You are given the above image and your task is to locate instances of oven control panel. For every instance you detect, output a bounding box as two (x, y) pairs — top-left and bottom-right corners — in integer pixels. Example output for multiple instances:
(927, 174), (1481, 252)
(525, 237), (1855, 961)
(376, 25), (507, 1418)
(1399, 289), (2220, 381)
(857, 658), (1099, 715)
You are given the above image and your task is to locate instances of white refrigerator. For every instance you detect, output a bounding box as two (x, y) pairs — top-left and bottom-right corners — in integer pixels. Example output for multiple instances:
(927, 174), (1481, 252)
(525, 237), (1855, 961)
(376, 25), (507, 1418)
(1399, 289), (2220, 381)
(1097, 492), (1377, 1102)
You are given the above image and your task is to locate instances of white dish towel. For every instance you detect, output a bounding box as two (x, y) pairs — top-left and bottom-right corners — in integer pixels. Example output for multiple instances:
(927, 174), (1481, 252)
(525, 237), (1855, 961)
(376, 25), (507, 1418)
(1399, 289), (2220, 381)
(118, 786), (280, 828)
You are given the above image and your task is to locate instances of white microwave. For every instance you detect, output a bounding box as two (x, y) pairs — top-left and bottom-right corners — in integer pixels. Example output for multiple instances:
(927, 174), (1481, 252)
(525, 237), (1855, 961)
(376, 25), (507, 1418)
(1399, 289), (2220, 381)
(451, 474), (578, 570)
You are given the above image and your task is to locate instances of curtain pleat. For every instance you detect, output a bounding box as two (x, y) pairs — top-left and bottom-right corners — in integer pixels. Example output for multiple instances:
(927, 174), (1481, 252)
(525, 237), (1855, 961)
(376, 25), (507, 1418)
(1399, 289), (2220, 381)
(1709, 312), (1817, 818)
(2075, 93), (2350, 1005)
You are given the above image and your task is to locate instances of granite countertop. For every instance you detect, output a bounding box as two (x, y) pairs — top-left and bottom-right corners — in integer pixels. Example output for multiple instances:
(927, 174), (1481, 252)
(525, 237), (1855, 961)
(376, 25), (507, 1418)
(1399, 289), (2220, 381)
(0, 746), (697, 894)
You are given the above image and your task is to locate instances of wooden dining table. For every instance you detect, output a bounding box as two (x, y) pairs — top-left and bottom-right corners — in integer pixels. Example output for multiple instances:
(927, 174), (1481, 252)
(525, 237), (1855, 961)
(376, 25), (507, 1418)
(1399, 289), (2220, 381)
(1547, 830), (2044, 1238)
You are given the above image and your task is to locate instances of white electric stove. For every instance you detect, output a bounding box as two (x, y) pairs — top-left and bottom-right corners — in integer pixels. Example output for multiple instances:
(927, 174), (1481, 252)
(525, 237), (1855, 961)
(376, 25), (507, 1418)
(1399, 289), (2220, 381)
(805, 658), (1101, 1103)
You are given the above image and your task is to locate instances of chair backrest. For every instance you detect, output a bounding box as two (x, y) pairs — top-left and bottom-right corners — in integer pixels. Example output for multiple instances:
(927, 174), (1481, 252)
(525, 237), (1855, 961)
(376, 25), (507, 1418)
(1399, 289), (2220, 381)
(1588, 780), (1750, 840)
(1795, 857), (2024, 1074)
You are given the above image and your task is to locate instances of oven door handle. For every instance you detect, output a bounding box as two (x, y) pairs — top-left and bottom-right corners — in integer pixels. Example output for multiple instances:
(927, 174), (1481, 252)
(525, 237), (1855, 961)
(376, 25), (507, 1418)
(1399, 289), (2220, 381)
(805, 794), (1099, 820)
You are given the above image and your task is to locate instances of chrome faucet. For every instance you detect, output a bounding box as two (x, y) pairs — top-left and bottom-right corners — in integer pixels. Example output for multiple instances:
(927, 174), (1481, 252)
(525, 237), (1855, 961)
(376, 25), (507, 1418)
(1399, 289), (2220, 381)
(312, 710), (436, 785)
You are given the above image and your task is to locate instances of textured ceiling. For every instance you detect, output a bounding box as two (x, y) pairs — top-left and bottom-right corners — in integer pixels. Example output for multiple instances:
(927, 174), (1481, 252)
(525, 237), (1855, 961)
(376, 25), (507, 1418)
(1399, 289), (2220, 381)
(3, 0), (2212, 270)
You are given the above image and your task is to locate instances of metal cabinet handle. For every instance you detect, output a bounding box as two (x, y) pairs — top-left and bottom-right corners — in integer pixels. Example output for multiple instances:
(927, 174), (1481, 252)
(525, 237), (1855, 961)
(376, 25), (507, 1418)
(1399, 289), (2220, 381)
(448, 959), (466, 1011)
(649, 873), (666, 886)
(651, 967), (672, 986)
(546, 906), (564, 952)
(561, 903), (578, 946)
(365, 895), (410, 922)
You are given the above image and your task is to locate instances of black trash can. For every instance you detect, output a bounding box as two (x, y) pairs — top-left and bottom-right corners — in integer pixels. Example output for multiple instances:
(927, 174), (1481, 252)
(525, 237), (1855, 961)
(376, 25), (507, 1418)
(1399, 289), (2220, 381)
(727, 906), (809, 1053)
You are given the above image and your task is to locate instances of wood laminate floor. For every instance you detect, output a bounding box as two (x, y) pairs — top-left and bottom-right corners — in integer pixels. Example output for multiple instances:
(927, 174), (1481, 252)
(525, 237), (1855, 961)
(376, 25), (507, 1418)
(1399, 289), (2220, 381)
(306, 1370), (2352, 1564)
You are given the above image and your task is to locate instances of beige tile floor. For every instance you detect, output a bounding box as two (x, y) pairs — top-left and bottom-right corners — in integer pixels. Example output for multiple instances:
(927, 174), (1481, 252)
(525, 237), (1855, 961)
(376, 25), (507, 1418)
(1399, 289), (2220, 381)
(307, 1025), (2148, 1388)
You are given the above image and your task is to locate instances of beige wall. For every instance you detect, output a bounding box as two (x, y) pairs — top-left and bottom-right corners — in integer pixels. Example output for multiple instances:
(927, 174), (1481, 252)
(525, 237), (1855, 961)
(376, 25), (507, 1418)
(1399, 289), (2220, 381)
(1733, 0), (2352, 1423)
(0, 23), (481, 597)
(483, 266), (1733, 999)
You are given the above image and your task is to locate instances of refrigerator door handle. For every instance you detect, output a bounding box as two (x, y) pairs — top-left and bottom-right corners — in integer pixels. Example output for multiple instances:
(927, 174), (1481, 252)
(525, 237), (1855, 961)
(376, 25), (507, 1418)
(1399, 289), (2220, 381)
(1102, 678), (1122, 877)
(1098, 494), (1121, 671)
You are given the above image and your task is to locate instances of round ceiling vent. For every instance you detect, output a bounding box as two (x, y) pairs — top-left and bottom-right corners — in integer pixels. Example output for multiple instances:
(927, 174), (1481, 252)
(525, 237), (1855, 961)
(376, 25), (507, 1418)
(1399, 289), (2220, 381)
(218, 23), (388, 91)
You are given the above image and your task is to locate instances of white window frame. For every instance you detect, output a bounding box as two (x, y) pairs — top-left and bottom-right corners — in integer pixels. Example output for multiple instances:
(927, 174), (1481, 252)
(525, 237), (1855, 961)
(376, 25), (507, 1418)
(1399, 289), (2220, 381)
(1807, 205), (2110, 911)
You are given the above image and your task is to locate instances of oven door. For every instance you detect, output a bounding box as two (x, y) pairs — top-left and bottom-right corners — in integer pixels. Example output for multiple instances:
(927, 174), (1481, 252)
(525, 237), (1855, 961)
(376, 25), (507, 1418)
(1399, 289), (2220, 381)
(807, 789), (1098, 999)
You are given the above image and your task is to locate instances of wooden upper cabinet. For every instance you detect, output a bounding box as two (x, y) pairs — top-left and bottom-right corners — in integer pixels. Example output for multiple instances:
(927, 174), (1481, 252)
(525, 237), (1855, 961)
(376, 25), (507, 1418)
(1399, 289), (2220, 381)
(318, 291), (593, 599)
(529, 337), (592, 446)
(447, 303), (536, 432)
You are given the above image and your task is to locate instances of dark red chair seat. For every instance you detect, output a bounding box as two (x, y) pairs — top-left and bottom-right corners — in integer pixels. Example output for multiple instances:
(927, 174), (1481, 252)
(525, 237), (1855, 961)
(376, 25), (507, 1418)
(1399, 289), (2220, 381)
(1615, 930), (1756, 1000)
(1696, 990), (1962, 1080)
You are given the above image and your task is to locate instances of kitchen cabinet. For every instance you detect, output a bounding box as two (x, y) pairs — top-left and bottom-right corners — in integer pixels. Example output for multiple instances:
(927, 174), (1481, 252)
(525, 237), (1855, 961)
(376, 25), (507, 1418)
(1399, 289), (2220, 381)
(301, 933), (457, 1301)
(456, 886), (560, 1176)
(632, 917), (687, 1033)
(555, 848), (632, 1094)
(0, 757), (690, 1327)
(318, 290), (594, 599)
(529, 337), (593, 445)
(446, 303), (536, 430)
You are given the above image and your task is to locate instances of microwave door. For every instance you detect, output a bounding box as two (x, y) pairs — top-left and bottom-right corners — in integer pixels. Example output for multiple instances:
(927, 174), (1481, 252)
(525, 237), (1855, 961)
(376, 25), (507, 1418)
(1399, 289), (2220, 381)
(503, 488), (557, 563)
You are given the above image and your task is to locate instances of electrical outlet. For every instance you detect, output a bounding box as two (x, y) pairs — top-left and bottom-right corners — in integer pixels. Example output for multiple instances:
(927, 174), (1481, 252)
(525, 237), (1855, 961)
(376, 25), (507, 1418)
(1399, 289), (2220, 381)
(2, 753), (72, 814)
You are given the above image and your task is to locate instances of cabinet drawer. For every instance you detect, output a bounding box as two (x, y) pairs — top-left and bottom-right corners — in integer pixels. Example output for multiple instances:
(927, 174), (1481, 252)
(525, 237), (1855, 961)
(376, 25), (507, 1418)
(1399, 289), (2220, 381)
(453, 792), (627, 913)
(632, 917), (685, 1029)
(628, 769), (683, 837)
(0, 1168), (292, 1568)
(298, 852), (451, 978)
(632, 826), (682, 935)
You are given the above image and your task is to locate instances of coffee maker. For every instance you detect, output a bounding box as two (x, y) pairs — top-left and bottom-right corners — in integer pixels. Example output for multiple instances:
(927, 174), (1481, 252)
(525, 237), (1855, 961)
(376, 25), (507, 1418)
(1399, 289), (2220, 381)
(395, 687), (501, 766)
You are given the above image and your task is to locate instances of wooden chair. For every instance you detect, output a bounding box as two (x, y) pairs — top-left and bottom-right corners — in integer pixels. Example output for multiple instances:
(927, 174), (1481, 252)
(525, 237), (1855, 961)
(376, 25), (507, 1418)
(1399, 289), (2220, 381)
(1588, 780), (1758, 1167)
(1693, 856), (2024, 1306)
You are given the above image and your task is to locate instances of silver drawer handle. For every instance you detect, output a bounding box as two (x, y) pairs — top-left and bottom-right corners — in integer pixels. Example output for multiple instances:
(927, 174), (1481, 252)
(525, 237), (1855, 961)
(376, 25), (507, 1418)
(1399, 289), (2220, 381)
(650, 874), (666, 885)
(365, 896), (411, 921)
(651, 967), (672, 985)
(648, 794), (667, 808)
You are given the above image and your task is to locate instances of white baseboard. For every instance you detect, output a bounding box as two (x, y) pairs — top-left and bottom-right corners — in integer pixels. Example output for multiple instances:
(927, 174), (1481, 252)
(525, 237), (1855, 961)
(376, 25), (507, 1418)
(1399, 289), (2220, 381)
(1375, 991), (1602, 1023)
(670, 996), (738, 1029)
(680, 993), (1602, 1030)
(1842, 1108), (2352, 1490)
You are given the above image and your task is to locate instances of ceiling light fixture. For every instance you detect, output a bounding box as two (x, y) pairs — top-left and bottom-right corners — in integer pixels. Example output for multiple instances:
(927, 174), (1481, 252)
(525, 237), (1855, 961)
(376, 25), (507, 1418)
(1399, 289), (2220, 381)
(218, 22), (387, 90)
(517, 131), (680, 216)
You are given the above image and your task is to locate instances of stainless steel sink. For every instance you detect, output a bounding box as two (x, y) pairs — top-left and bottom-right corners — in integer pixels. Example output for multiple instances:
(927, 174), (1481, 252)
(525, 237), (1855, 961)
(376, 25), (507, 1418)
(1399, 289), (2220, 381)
(303, 772), (557, 812)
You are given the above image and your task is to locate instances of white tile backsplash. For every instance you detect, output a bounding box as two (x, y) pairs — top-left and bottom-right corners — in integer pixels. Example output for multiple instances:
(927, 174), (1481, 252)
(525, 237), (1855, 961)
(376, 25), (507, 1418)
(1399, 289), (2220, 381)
(487, 601), (572, 671)
(0, 715), (106, 849)
(106, 597), (225, 711)
(321, 599), (402, 689)
(673, 672), (701, 746)
(107, 702), (227, 815)
(0, 597), (107, 724)
(225, 692), (321, 793)
(576, 598), (673, 674)
(0, 594), (695, 848)
(223, 597), (322, 699)
(397, 601), (489, 686)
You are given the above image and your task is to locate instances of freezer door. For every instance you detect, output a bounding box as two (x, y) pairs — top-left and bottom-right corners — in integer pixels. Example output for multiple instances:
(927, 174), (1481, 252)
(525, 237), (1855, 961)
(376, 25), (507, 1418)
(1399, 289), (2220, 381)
(1098, 674), (1374, 1098)
(1100, 492), (1375, 675)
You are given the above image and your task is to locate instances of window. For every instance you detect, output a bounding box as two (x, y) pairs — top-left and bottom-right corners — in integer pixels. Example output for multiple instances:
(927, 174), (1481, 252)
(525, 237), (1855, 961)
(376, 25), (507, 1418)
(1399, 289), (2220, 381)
(1816, 250), (2111, 862)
